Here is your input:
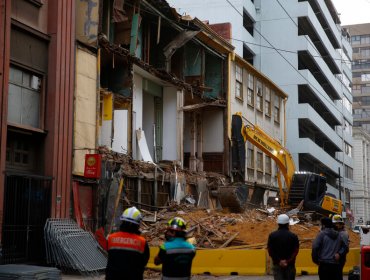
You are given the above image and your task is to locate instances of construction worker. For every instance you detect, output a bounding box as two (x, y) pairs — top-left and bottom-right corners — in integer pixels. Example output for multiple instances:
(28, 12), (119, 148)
(154, 217), (196, 280)
(106, 206), (149, 280)
(332, 214), (349, 280)
(312, 217), (343, 280)
(267, 214), (299, 280)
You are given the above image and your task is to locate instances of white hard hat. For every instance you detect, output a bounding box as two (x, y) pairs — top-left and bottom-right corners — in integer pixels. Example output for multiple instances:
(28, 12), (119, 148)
(277, 214), (289, 225)
(119, 206), (142, 225)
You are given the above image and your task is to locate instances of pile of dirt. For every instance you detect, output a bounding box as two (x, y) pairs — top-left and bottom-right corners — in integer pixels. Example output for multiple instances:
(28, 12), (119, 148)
(143, 207), (360, 249)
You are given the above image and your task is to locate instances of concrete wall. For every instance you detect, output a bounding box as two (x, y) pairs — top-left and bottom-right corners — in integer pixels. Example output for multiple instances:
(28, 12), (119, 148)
(203, 109), (224, 153)
(162, 87), (178, 160)
(133, 73), (143, 160)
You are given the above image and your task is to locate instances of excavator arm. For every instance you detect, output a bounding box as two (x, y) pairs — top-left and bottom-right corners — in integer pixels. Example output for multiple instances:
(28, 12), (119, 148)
(234, 112), (295, 206)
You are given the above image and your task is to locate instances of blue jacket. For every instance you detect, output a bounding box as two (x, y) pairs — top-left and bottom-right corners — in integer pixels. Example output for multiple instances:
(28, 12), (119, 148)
(156, 237), (196, 278)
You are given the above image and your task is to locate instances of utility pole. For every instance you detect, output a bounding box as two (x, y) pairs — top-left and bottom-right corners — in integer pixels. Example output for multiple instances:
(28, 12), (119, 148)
(338, 167), (342, 202)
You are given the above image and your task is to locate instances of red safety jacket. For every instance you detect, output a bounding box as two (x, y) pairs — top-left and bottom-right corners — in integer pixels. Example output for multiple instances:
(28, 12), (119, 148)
(106, 231), (149, 280)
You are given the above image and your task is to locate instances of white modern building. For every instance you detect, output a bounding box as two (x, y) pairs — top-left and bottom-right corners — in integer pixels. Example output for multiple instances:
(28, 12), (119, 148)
(169, 0), (354, 208)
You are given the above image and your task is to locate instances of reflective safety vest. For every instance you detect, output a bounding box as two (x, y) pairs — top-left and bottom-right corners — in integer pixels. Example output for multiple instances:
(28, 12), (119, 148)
(106, 231), (149, 280)
(107, 231), (146, 253)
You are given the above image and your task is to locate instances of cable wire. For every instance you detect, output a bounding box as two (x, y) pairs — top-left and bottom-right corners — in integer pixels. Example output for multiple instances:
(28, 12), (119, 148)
(225, 0), (351, 117)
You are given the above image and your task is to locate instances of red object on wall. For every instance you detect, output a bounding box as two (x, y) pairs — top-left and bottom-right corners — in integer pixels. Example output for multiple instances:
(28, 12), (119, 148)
(361, 246), (370, 280)
(84, 154), (102, 178)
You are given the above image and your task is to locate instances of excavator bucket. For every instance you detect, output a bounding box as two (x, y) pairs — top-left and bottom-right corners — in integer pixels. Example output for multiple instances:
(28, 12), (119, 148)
(217, 183), (249, 212)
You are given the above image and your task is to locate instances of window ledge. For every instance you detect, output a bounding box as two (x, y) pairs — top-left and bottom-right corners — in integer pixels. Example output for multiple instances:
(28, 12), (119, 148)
(27, 0), (43, 8)
(8, 122), (47, 134)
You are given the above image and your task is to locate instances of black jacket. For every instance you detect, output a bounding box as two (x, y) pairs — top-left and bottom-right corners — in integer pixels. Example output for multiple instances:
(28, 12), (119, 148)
(267, 227), (299, 266)
(106, 231), (150, 280)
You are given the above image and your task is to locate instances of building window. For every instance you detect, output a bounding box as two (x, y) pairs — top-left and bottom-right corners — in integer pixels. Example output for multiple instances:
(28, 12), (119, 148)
(247, 73), (254, 106)
(247, 143), (254, 168)
(243, 10), (254, 36)
(6, 131), (36, 171)
(256, 79), (263, 112)
(362, 74), (370, 82)
(265, 87), (271, 117)
(344, 142), (352, 158)
(265, 156), (272, 174)
(352, 35), (360, 45)
(235, 64), (243, 100)
(257, 150), (263, 171)
(8, 66), (43, 129)
(345, 165), (353, 180)
(274, 95), (281, 123)
(361, 35), (370, 45)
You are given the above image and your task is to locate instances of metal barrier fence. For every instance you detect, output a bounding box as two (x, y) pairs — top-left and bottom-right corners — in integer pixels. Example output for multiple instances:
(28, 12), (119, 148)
(1, 173), (52, 264)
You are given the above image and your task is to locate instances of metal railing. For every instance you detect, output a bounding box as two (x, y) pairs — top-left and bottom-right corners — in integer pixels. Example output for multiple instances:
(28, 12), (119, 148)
(1, 172), (52, 264)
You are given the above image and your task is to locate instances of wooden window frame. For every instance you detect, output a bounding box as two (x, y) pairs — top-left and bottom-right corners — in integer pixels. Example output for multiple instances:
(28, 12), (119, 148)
(8, 64), (45, 131)
(235, 64), (243, 100)
(265, 87), (271, 117)
(256, 79), (263, 112)
(247, 73), (254, 107)
(274, 95), (281, 124)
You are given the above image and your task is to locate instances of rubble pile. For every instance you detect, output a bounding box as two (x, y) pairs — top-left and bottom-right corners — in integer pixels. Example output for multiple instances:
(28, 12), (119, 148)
(97, 147), (360, 250)
(141, 206), (361, 250)
(98, 146), (227, 187)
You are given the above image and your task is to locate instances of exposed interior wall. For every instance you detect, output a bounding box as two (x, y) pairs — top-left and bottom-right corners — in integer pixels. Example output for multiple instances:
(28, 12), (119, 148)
(99, 93), (112, 147)
(112, 109), (128, 153)
(133, 73), (143, 160)
(73, 47), (97, 175)
(162, 87), (178, 160)
(203, 109), (224, 152)
(142, 92), (155, 160)
(184, 113), (191, 153)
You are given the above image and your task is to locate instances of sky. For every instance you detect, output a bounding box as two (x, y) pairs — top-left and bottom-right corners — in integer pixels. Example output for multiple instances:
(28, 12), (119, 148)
(332, 0), (370, 25)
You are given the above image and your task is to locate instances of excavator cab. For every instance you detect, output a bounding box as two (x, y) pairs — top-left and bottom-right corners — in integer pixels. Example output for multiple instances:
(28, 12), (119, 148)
(289, 172), (342, 216)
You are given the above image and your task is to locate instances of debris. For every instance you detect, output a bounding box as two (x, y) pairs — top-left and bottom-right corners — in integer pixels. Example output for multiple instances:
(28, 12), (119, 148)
(141, 208), (361, 250)
(219, 232), (239, 248)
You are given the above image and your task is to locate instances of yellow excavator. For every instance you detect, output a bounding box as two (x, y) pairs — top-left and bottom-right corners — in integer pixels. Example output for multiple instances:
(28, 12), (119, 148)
(218, 112), (342, 216)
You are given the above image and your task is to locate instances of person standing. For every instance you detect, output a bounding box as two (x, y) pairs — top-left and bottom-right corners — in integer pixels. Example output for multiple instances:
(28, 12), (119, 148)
(267, 214), (299, 280)
(312, 217), (343, 280)
(154, 217), (196, 280)
(332, 214), (349, 280)
(106, 206), (149, 280)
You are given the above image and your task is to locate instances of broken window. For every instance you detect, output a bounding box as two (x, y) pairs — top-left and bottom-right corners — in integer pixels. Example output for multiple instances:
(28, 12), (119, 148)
(235, 64), (243, 100)
(8, 66), (42, 129)
(247, 73), (254, 107)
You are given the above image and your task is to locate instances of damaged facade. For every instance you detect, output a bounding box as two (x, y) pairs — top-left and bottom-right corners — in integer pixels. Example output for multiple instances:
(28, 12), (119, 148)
(0, 0), (289, 264)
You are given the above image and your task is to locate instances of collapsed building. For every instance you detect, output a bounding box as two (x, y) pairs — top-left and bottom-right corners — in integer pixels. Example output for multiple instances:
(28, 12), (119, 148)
(0, 0), (288, 264)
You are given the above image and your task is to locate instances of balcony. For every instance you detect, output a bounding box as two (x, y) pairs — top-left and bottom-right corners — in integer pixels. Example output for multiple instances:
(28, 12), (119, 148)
(295, 104), (342, 151)
(296, 2), (341, 74)
(297, 38), (341, 100)
(297, 78), (341, 127)
(296, 138), (341, 175)
(298, 0), (341, 48)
